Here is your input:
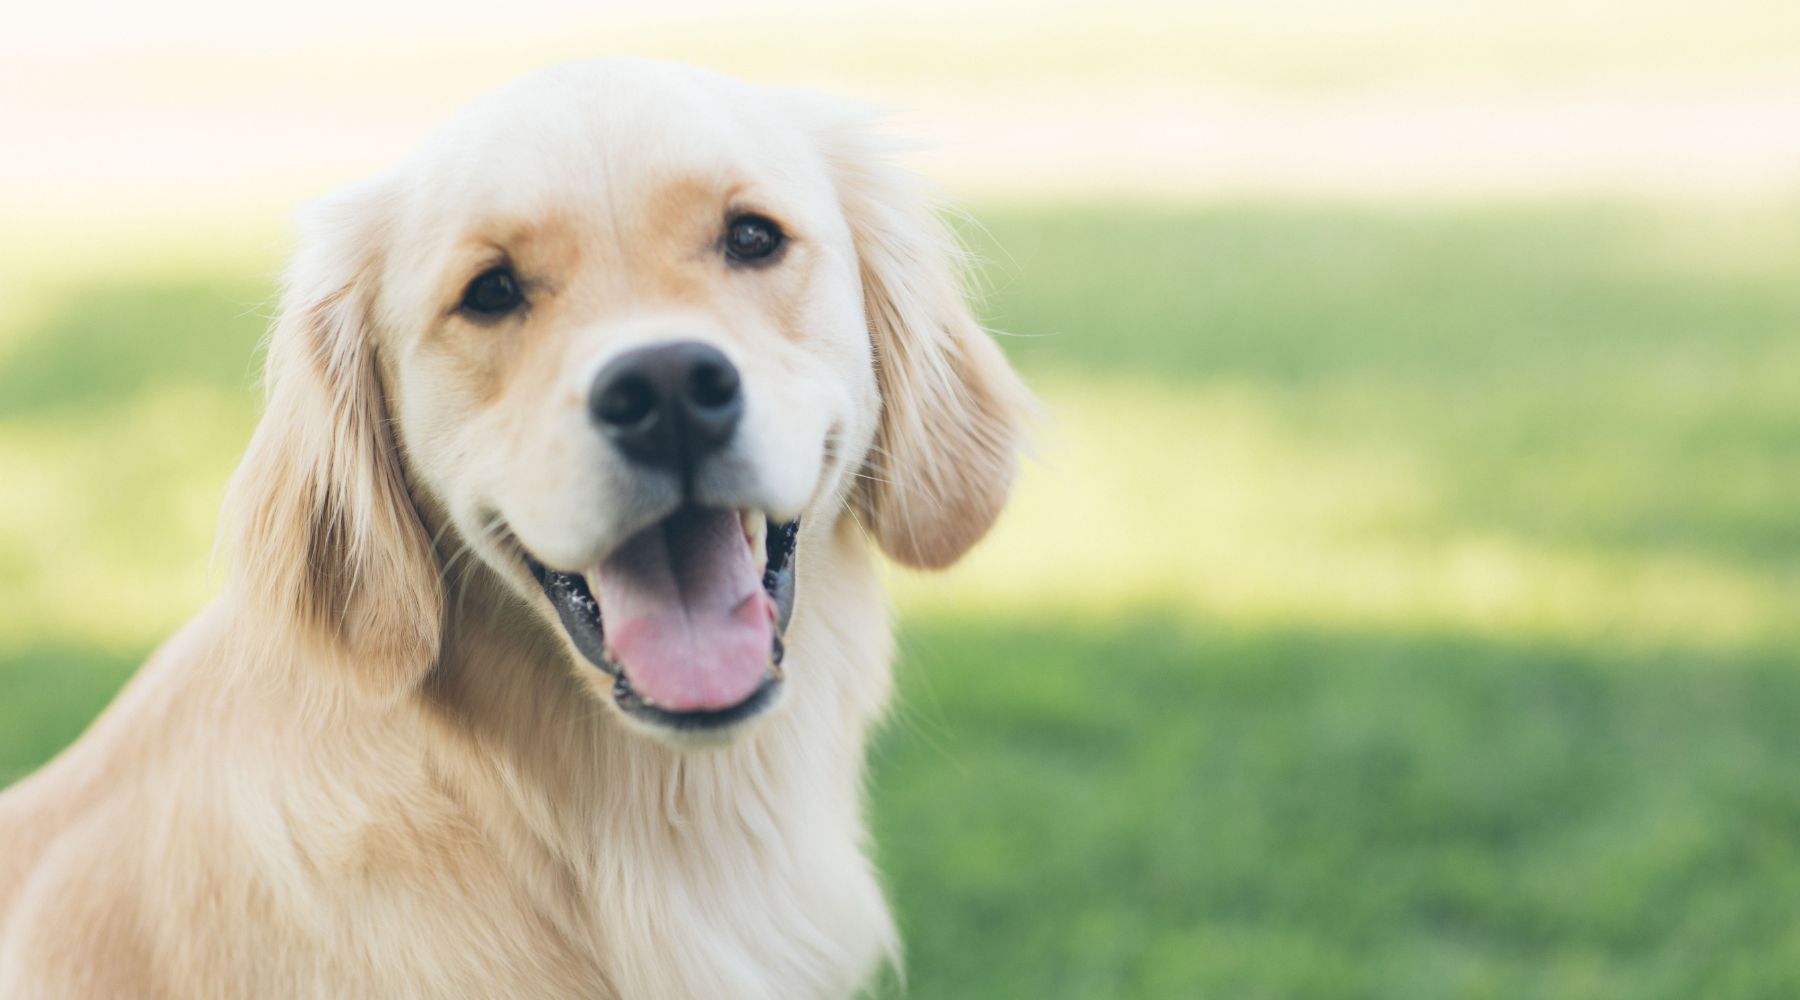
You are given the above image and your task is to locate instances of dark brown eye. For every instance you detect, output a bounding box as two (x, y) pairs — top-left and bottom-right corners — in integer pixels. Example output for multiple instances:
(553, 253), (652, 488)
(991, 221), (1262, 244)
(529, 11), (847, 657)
(724, 214), (784, 263)
(461, 266), (523, 316)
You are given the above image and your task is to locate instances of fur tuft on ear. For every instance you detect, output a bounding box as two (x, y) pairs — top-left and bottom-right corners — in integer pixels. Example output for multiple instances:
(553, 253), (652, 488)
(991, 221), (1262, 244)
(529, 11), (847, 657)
(816, 113), (1032, 569)
(224, 183), (442, 700)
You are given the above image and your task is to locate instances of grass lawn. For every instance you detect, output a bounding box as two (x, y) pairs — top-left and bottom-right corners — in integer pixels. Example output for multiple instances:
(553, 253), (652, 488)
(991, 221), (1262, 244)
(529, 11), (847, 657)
(874, 616), (1800, 999)
(3, 200), (1798, 997)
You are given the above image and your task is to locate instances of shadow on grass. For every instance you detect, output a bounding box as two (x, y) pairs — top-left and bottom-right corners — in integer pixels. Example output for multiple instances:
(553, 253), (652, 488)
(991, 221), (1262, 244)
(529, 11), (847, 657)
(0, 278), (270, 421)
(968, 201), (1800, 383)
(0, 643), (140, 787)
(873, 614), (1800, 1000)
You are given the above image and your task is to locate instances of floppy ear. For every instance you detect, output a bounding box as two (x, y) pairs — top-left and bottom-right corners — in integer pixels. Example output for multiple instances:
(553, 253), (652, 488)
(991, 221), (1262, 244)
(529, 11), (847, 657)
(818, 115), (1032, 569)
(225, 182), (442, 700)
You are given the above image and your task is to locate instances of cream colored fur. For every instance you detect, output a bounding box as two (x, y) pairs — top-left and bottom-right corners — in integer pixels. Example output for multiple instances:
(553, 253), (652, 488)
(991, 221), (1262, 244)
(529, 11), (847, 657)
(0, 60), (1027, 998)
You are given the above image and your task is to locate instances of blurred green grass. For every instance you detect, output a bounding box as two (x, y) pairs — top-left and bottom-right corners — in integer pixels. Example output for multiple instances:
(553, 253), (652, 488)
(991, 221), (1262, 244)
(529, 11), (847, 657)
(3, 200), (1799, 997)
(875, 617), (1800, 999)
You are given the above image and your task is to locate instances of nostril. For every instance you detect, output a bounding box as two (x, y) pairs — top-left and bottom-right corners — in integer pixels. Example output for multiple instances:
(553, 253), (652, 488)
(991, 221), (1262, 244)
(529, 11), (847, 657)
(595, 375), (657, 428)
(688, 360), (740, 411)
(589, 341), (741, 467)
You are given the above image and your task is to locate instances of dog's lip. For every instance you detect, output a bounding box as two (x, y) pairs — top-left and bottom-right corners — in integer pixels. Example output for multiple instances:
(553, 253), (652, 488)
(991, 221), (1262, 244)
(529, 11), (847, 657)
(518, 508), (798, 729)
(610, 666), (783, 731)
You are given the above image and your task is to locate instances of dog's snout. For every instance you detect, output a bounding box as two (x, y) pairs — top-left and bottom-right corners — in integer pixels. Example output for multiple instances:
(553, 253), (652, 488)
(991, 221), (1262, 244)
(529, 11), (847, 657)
(589, 341), (743, 469)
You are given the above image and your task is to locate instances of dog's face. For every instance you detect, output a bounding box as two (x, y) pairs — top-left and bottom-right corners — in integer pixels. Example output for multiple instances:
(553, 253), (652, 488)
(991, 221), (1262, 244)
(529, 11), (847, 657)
(379, 66), (879, 737)
(230, 61), (1027, 746)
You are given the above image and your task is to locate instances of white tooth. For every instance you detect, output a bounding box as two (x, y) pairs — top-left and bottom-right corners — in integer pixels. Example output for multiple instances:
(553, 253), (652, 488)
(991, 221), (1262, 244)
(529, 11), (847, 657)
(582, 569), (603, 613)
(743, 509), (768, 569)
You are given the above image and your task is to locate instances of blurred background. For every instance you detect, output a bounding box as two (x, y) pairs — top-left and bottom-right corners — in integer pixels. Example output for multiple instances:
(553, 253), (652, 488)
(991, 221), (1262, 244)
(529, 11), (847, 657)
(3, 2), (1799, 996)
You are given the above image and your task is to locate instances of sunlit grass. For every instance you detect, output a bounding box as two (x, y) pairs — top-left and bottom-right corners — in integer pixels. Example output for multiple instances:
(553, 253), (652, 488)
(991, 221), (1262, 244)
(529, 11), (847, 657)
(894, 375), (1800, 652)
(0, 385), (252, 648)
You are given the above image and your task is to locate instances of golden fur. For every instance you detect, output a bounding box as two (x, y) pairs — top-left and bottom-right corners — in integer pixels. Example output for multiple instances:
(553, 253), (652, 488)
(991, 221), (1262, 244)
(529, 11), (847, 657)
(0, 60), (1027, 998)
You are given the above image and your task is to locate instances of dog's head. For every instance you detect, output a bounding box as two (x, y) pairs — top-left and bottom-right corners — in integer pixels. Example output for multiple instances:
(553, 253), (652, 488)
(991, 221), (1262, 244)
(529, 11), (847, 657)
(227, 60), (1027, 743)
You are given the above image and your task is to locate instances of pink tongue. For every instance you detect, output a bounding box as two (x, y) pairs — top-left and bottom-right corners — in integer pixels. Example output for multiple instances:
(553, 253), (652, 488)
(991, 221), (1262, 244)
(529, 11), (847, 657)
(590, 508), (774, 713)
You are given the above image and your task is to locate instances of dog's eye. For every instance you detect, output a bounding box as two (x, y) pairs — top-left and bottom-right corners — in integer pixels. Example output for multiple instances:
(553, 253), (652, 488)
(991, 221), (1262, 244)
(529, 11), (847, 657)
(724, 214), (784, 264)
(460, 266), (524, 316)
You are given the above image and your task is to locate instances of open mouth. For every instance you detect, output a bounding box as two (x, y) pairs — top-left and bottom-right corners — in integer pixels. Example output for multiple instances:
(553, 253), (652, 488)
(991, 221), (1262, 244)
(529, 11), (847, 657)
(524, 509), (798, 732)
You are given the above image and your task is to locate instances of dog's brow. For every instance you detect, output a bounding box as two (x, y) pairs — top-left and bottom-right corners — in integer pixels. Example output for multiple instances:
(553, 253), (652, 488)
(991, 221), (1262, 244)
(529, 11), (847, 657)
(638, 175), (755, 231)
(459, 214), (583, 259)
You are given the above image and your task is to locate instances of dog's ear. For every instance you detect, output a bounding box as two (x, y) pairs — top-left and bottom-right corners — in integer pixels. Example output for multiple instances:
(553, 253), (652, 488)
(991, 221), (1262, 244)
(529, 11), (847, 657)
(813, 110), (1032, 569)
(225, 180), (441, 700)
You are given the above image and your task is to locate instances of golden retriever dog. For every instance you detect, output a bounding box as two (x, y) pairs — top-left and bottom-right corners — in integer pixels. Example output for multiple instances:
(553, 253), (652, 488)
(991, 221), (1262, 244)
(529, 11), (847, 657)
(0, 59), (1027, 998)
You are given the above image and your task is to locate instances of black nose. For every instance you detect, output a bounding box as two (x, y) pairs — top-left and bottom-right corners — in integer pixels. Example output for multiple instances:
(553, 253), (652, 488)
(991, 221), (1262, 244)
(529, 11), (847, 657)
(588, 341), (744, 469)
